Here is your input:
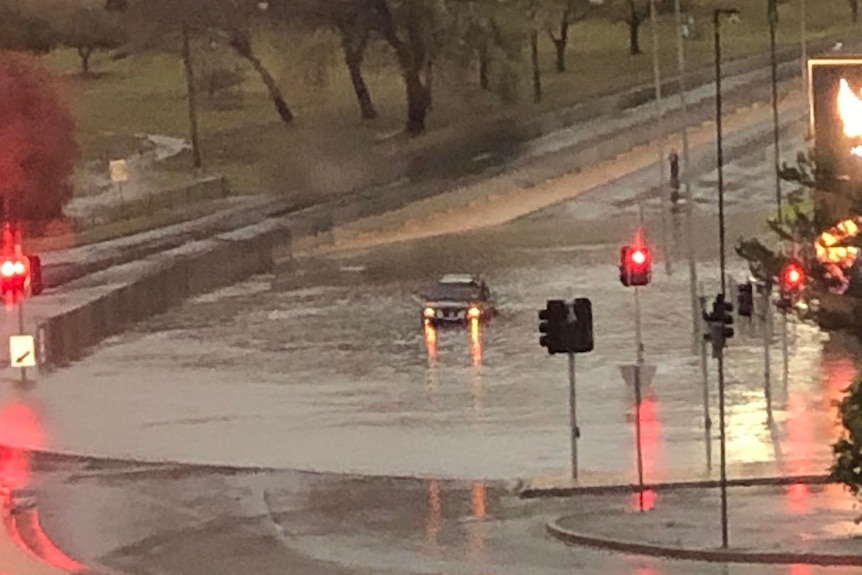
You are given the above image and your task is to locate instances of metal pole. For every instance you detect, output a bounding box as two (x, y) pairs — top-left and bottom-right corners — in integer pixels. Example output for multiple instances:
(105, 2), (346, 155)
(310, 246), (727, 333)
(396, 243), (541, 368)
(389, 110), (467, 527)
(649, 0), (671, 276)
(715, 11), (727, 296)
(673, 0), (700, 355)
(17, 298), (25, 386)
(568, 352), (578, 481)
(714, 9), (733, 550)
(717, 343), (729, 548)
(769, 0), (782, 218)
(782, 311), (789, 396)
(698, 294), (712, 470)
(801, 0), (808, 118)
(634, 285), (646, 511)
(763, 286), (774, 424)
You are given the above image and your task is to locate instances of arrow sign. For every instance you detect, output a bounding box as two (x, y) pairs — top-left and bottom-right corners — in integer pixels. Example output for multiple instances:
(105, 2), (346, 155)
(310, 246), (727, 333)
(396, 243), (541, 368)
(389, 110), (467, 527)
(9, 336), (35, 368)
(619, 363), (657, 390)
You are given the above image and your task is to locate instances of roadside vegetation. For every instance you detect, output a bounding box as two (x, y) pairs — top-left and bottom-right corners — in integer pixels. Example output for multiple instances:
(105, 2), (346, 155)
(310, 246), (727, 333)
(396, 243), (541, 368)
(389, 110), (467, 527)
(0, 0), (856, 245)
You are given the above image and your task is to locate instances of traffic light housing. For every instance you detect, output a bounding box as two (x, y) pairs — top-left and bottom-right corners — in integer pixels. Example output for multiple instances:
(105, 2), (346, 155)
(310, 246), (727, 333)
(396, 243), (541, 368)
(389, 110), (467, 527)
(620, 246), (652, 287)
(716, 293), (734, 342)
(26, 255), (42, 296)
(569, 298), (594, 353)
(737, 281), (753, 318)
(538, 298), (594, 355)
(702, 292), (733, 355)
(539, 299), (568, 354)
(778, 259), (805, 311)
(0, 257), (27, 305)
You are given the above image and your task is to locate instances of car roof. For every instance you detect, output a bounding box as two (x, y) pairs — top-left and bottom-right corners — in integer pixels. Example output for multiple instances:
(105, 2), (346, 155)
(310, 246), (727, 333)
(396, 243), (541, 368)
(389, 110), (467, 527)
(439, 274), (481, 285)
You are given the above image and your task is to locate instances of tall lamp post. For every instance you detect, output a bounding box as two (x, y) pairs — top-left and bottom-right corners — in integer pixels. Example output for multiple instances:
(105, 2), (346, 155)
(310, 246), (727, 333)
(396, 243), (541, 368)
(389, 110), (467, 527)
(713, 6), (739, 551)
(673, 0), (710, 470)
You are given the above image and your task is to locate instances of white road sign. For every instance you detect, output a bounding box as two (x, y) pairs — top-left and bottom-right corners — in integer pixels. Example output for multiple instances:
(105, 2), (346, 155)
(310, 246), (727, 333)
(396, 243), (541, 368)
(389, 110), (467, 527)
(9, 335), (35, 368)
(109, 159), (129, 183)
(619, 363), (657, 390)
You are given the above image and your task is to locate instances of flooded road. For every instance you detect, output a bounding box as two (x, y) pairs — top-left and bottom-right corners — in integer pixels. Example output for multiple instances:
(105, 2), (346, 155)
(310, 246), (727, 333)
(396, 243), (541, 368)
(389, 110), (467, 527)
(20, 122), (857, 482)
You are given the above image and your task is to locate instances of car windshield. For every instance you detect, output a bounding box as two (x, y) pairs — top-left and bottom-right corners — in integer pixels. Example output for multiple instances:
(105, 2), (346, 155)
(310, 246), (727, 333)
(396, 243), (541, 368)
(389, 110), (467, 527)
(429, 283), (481, 301)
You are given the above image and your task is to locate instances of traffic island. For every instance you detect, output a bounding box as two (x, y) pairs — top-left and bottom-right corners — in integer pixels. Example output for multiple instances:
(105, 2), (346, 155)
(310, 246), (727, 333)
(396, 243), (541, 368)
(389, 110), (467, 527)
(546, 484), (862, 566)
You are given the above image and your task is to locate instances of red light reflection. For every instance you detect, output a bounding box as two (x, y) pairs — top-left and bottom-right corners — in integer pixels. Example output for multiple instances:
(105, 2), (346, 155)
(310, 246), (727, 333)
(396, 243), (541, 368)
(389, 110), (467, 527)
(629, 488), (657, 512)
(638, 397), (661, 483)
(0, 401), (44, 490)
(789, 564), (811, 575)
(786, 483), (810, 514)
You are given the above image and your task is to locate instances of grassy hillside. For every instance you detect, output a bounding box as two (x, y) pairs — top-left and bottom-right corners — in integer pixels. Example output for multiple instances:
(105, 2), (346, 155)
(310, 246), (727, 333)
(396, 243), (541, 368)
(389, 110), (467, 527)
(40, 0), (854, 203)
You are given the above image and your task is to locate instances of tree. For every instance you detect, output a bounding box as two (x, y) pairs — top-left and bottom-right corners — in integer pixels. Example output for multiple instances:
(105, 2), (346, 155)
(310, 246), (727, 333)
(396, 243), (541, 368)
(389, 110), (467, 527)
(282, 0), (379, 120)
(600, 0), (650, 55)
(123, 0), (294, 125)
(366, 0), (448, 135)
(0, 54), (78, 222)
(737, 153), (834, 291)
(851, 0), (860, 25)
(831, 378), (862, 509)
(59, 6), (126, 74)
(547, 0), (594, 72)
(0, 2), (56, 54)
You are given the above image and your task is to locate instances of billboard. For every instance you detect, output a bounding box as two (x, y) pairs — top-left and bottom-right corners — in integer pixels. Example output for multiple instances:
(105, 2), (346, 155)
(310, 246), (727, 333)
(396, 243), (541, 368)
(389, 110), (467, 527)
(809, 57), (862, 183)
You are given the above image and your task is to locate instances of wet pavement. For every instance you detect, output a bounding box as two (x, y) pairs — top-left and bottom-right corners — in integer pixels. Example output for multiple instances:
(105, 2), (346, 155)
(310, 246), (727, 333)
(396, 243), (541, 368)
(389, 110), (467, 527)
(551, 483), (862, 557)
(16, 457), (862, 575)
(9, 112), (855, 484)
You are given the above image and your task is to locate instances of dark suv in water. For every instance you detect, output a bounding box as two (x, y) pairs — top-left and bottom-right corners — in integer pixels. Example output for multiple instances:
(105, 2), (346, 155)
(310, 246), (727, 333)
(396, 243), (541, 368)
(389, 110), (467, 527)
(421, 274), (497, 327)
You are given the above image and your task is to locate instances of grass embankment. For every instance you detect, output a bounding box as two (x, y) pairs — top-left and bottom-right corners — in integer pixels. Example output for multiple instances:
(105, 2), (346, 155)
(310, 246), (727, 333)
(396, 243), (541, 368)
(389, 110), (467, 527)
(38, 0), (852, 249)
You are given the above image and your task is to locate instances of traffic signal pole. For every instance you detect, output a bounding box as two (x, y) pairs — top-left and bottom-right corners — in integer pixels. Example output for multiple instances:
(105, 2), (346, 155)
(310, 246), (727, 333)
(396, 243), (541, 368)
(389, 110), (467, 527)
(634, 285), (646, 512)
(568, 352), (578, 480)
(698, 294), (713, 471)
(762, 285), (775, 424)
(17, 299), (25, 386)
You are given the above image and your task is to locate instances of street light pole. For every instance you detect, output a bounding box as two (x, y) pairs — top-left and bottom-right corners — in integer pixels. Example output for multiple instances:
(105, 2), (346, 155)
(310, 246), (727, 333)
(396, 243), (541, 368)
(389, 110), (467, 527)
(674, 0), (710, 470)
(649, 0), (671, 276)
(714, 7), (739, 551)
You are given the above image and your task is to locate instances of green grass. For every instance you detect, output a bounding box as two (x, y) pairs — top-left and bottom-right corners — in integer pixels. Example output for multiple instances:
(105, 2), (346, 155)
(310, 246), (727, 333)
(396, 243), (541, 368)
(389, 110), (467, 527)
(41, 0), (856, 207)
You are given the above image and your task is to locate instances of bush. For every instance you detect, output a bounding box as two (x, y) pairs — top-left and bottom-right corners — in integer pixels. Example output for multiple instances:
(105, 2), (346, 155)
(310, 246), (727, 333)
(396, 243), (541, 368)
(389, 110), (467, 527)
(0, 53), (78, 222)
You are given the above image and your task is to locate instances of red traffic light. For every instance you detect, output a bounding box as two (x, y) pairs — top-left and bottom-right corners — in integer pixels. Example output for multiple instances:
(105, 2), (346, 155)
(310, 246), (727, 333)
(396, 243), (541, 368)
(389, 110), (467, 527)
(781, 260), (805, 290)
(630, 248), (648, 267)
(620, 246), (652, 287)
(0, 259), (25, 279)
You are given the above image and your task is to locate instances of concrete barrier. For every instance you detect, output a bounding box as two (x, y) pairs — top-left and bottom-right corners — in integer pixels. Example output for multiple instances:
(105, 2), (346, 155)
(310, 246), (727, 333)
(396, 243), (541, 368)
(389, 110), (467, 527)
(90, 175), (230, 225)
(34, 218), (288, 368)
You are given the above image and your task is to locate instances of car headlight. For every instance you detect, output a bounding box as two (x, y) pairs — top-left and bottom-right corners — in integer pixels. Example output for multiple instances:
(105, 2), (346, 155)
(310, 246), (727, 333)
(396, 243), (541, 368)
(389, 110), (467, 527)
(424, 307), (435, 318)
(468, 307), (481, 319)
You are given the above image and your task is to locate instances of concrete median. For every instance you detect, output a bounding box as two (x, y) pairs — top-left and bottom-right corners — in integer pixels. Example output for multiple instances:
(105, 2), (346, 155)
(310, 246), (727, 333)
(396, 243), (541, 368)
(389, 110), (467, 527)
(27, 218), (288, 370)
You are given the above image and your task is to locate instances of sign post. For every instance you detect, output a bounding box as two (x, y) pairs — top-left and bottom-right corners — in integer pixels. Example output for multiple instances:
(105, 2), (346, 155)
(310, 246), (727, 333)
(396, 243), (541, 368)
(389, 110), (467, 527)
(109, 159), (129, 218)
(568, 352), (578, 479)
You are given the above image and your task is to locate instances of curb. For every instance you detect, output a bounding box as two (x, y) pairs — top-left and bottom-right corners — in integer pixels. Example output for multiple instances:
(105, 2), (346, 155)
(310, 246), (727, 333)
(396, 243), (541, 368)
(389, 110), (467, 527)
(545, 514), (862, 566)
(520, 473), (830, 498)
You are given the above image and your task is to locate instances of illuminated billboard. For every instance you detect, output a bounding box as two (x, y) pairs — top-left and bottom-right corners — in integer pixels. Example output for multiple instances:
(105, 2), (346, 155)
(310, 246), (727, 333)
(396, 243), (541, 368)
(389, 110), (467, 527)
(809, 57), (862, 183)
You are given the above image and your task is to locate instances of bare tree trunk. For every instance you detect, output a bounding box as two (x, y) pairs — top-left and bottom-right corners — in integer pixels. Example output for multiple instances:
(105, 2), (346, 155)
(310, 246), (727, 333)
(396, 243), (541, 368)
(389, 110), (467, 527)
(337, 21), (377, 120)
(230, 35), (293, 125)
(478, 43), (489, 89)
(78, 46), (92, 74)
(530, 27), (541, 102)
(628, 2), (643, 55)
(181, 23), (202, 169)
(343, 41), (377, 119)
(371, 0), (430, 135)
(851, 0), (860, 24)
(550, 11), (571, 73)
(405, 70), (429, 135)
(425, 59), (433, 110)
